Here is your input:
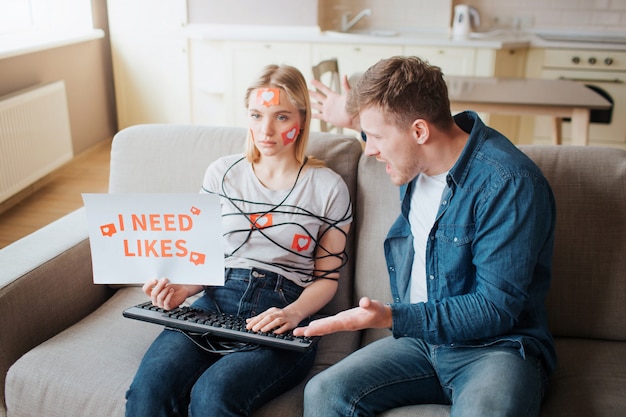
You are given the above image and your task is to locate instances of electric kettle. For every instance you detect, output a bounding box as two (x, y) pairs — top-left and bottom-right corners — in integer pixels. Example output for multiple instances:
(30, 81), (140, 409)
(452, 5), (480, 40)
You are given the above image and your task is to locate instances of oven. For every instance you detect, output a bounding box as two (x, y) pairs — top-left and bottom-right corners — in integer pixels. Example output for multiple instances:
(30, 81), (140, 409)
(531, 48), (626, 148)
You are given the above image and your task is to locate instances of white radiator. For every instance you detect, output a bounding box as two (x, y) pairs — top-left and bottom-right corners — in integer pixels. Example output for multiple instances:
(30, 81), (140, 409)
(0, 81), (73, 203)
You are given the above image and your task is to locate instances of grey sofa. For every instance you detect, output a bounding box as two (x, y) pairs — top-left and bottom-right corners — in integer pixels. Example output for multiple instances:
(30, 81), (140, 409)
(1, 124), (624, 417)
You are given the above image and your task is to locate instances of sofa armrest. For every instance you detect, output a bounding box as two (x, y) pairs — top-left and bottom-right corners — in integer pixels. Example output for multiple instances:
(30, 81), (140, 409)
(0, 208), (114, 411)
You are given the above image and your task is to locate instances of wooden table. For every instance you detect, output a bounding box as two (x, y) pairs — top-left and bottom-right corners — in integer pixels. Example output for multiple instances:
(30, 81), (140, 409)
(446, 76), (612, 146)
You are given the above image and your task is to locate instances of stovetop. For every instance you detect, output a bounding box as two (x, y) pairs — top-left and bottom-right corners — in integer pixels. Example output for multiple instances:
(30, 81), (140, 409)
(537, 32), (626, 45)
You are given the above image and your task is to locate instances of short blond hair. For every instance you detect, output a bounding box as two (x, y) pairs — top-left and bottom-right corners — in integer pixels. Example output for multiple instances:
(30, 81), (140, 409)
(347, 56), (455, 132)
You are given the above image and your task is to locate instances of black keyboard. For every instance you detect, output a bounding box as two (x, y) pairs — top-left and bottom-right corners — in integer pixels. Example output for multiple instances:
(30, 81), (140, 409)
(123, 302), (319, 352)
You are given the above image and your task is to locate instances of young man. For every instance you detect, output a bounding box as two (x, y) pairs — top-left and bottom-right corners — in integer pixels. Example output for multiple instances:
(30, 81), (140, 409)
(295, 56), (556, 416)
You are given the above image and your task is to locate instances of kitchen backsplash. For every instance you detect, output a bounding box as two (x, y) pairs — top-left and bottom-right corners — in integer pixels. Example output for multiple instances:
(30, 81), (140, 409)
(186, 0), (453, 32)
(453, 0), (626, 32)
(187, 0), (626, 33)
(317, 0), (452, 32)
(321, 0), (626, 33)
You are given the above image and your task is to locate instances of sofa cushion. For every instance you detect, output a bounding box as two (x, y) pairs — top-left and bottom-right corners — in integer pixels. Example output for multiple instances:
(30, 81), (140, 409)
(5, 287), (157, 417)
(541, 338), (626, 416)
(355, 145), (626, 343)
(6, 286), (360, 417)
(253, 329), (360, 416)
(0, 209), (112, 414)
(303, 131), (363, 315)
(109, 125), (248, 194)
(354, 151), (401, 345)
(378, 405), (451, 416)
(519, 146), (626, 341)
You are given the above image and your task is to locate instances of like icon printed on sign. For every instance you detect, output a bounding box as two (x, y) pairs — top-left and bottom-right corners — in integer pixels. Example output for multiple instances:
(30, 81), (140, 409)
(100, 223), (117, 237)
(189, 251), (206, 266)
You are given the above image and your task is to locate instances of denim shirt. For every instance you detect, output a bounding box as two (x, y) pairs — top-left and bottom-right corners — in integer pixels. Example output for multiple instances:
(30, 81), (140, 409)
(385, 111), (557, 373)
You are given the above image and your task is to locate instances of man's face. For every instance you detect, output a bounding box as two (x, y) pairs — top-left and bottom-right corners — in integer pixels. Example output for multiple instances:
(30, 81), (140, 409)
(360, 107), (423, 186)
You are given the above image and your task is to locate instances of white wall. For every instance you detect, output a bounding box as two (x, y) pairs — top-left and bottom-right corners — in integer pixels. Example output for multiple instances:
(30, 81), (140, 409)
(187, 0), (319, 26)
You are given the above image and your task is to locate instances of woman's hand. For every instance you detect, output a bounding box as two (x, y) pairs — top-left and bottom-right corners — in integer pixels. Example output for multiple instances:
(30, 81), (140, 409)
(246, 306), (303, 334)
(142, 278), (200, 311)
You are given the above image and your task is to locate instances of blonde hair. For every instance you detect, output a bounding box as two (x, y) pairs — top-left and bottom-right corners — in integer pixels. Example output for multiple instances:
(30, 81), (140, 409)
(243, 64), (324, 167)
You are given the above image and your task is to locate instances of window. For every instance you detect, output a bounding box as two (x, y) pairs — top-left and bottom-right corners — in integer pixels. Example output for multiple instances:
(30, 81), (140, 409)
(0, 0), (33, 34)
(0, 0), (99, 59)
(0, 0), (93, 35)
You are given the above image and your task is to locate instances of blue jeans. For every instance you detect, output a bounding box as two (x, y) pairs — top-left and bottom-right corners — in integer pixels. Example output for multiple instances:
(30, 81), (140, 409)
(303, 336), (547, 417)
(125, 268), (316, 417)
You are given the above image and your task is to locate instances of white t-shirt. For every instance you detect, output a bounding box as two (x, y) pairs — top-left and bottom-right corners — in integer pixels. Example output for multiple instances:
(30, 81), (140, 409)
(408, 172), (448, 303)
(201, 155), (352, 286)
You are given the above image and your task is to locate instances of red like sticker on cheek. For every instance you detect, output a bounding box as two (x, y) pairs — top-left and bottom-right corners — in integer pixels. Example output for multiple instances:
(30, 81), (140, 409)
(256, 88), (280, 107)
(282, 125), (299, 145)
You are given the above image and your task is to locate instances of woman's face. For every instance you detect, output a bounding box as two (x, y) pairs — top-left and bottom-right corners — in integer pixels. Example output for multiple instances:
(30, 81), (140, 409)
(248, 87), (302, 158)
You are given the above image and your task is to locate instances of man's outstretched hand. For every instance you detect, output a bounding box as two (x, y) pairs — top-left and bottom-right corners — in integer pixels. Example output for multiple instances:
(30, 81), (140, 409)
(293, 297), (392, 337)
(309, 75), (361, 132)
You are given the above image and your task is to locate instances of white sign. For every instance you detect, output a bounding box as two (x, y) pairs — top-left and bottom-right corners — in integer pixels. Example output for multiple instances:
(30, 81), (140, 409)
(82, 193), (224, 285)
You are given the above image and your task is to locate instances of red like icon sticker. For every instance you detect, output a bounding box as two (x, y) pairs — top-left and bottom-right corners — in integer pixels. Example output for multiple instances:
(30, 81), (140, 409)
(251, 213), (273, 229)
(100, 223), (117, 237)
(189, 251), (206, 265)
(282, 125), (298, 145)
(291, 234), (312, 252)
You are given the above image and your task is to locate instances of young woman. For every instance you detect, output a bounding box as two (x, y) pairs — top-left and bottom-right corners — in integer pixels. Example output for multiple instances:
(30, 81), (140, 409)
(125, 64), (352, 417)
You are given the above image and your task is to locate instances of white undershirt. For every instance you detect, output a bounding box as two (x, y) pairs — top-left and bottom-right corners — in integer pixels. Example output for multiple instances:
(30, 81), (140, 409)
(408, 172), (448, 303)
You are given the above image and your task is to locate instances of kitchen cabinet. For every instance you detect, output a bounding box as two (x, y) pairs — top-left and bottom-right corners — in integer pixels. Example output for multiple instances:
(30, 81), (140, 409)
(475, 48), (527, 139)
(190, 40), (527, 133)
(403, 46), (477, 76)
(222, 41), (313, 127)
(113, 17), (529, 134)
(189, 39), (226, 126)
(191, 40), (313, 127)
(311, 43), (403, 132)
(401, 47), (526, 78)
(404, 46), (526, 139)
(474, 48), (526, 77)
(107, 0), (191, 129)
(312, 43), (404, 79)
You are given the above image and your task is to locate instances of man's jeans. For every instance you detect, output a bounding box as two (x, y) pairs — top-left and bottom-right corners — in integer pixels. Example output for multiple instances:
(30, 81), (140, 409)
(304, 336), (547, 417)
(125, 268), (316, 417)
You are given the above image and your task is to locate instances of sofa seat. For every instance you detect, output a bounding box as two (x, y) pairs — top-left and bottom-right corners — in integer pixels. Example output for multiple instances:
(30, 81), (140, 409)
(5, 287), (157, 417)
(6, 283), (362, 417)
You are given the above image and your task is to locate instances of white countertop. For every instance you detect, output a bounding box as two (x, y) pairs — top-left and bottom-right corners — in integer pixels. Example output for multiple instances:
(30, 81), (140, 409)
(529, 30), (626, 52)
(184, 24), (529, 49)
(184, 24), (626, 51)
